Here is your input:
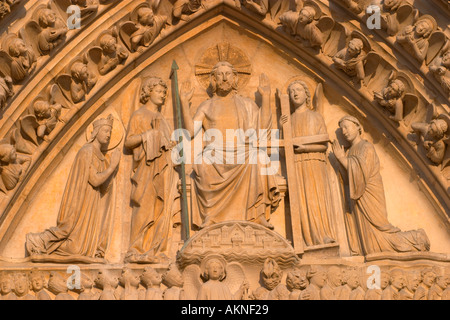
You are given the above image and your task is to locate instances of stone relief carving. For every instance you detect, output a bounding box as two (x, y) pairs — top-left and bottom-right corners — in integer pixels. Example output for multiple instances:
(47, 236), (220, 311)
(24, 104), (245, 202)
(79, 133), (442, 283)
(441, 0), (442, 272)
(75, 273), (98, 300)
(411, 112), (450, 175)
(181, 56), (280, 230)
(280, 0), (335, 49)
(252, 258), (289, 300)
(320, 266), (342, 300)
(56, 57), (98, 103)
(0, 0), (20, 20)
(162, 264), (185, 300)
(365, 270), (389, 300)
(396, 15), (438, 63)
(172, 0), (206, 22)
(332, 31), (372, 86)
(124, 77), (180, 265)
(381, 0), (417, 37)
(413, 268), (436, 300)
(119, 2), (167, 53)
(25, 115), (121, 262)
(95, 269), (119, 300)
(49, 0), (99, 22)
(29, 269), (51, 300)
(20, 5), (68, 56)
(47, 272), (75, 300)
(0, 272), (17, 300)
(430, 44), (450, 98)
(285, 268), (308, 300)
(279, 80), (336, 247)
(14, 272), (35, 300)
(0, 0), (448, 303)
(0, 143), (30, 194)
(0, 75), (14, 109)
(240, 0), (290, 25)
(399, 269), (421, 300)
(87, 28), (129, 76)
(0, 34), (37, 83)
(117, 267), (141, 300)
(140, 266), (163, 300)
(332, 116), (431, 256)
(11, 86), (64, 155)
(374, 71), (418, 123)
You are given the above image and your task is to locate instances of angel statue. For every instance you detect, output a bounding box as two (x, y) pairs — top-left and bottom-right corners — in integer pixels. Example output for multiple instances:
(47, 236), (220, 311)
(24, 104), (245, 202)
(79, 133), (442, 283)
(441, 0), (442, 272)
(0, 75), (13, 109)
(56, 57), (98, 103)
(87, 28), (129, 76)
(0, 34), (37, 83)
(0, 143), (31, 194)
(49, 0), (99, 22)
(411, 112), (450, 169)
(430, 45), (450, 98)
(279, 0), (334, 49)
(279, 81), (336, 247)
(119, 2), (167, 53)
(182, 255), (249, 300)
(374, 71), (418, 123)
(396, 15), (441, 64)
(380, 0), (417, 37)
(11, 85), (64, 155)
(20, 5), (68, 56)
(333, 31), (371, 86)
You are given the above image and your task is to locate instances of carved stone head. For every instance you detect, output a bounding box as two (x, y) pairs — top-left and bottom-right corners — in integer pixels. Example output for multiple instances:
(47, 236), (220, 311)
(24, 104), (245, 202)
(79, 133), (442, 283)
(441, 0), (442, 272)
(286, 268), (308, 291)
(442, 50), (450, 67)
(8, 38), (28, 57)
(405, 271), (421, 292)
(348, 38), (363, 57)
(287, 80), (312, 109)
(0, 272), (15, 295)
(47, 272), (69, 295)
(71, 62), (89, 82)
(428, 119), (448, 140)
(0, 144), (17, 164)
(210, 61), (239, 95)
(338, 116), (363, 143)
(140, 77), (167, 105)
(14, 272), (31, 297)
(162, 264), (184, 288)
(119, 267), (141, 288)
(414, 19), (433, 38)
(38, 9), (57, 28)
(29, 269), (47, 292)
(385, 79), (406, 100)
(326, 266), (342, 287)
(141, 267), (162, 288)
(99, 34), (117, 54)
(94, 269), (119, 289)
(261, 258), (283, 290)
(307, 266), (327, 288)
(421, 268), (437, 287)
(137, 7), (155, 26)
(389, 269), (406, 290)
(299, 6), (316, 24)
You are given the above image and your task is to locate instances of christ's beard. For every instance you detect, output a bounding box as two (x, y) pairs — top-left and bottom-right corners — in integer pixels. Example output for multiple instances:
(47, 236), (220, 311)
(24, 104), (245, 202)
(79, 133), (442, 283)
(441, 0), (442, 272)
(217, 81), (233, 93)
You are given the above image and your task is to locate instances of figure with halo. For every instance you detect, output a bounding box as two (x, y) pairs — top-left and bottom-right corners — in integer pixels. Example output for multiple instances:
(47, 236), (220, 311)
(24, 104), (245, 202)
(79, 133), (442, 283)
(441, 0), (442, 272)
(25, 115), (121, 261)
(180, 61), (280, 230)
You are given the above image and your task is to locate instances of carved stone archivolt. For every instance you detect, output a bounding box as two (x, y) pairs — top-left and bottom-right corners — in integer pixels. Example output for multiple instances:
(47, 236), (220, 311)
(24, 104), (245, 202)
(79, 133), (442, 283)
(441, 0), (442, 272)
(0, 0), (448, 301)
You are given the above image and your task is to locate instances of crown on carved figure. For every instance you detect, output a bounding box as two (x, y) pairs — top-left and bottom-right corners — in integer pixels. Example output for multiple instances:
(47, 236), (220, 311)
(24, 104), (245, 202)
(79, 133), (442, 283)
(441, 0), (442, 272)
(93, 114), (114, 129)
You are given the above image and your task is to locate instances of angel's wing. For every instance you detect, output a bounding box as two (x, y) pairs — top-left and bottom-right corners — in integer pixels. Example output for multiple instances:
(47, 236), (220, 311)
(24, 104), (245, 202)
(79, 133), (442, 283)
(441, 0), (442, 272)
(322, 23), (347, 57)
(55, 74), (73, 103)
(20, 21), (43, 57)
(223, 262), (246, 296)
(48, 0), (71, 20)
(13, 115), (39, 154)
(182, 264), (201, 300)
(316, 16), (334, 43)
(402, 93), (419, 126)
(426, 31), (447, 66)
(313, 83), (324, 115)
(48, 83), (70, 110)
(119, 21), (139, 52)
(395, 4), (417, 35)
(363, 51), (383, 87)
(85, 47), (102, 77)
(0, 51), (12, 79)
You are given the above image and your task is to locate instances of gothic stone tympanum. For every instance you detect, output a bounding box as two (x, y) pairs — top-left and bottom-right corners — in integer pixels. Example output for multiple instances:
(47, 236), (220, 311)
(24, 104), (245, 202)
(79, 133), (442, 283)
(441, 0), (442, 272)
(0, 0), (448, 301)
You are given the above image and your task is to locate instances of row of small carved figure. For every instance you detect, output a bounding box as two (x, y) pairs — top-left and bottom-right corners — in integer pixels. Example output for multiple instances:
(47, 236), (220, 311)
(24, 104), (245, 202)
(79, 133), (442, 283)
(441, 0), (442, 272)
(0, 260), (449, 300)
(1, 0), (449, 109)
